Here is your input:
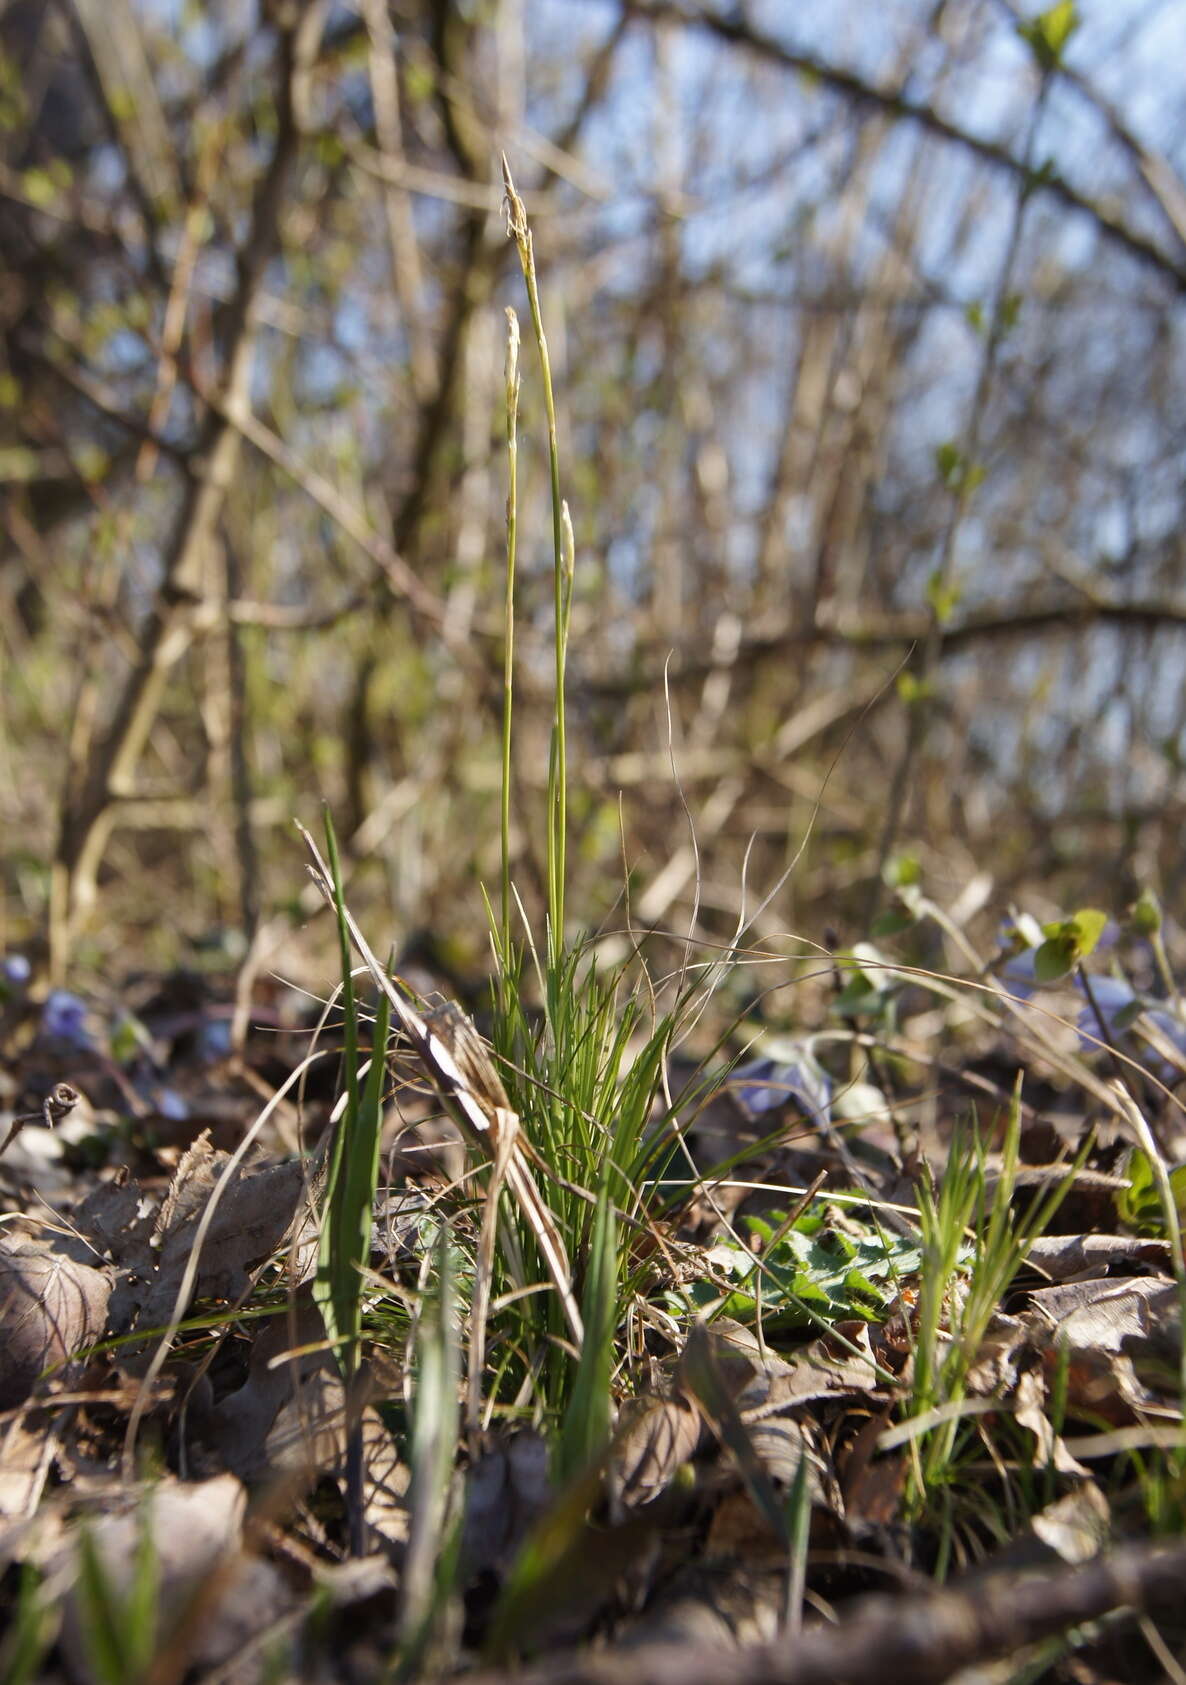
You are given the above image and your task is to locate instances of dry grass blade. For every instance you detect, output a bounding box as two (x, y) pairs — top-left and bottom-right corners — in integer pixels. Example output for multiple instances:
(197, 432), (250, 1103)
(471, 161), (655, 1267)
(297, 823), (583, 1344)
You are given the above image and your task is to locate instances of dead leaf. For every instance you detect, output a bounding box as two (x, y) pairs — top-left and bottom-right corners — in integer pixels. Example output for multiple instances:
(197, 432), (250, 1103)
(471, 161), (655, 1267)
(964, 1314), (1029, 1397)
(611, 1394), (702, 1511)
(0, 1238), (110, 1407)
(461, 1430), (553, 1580)
(208, 1298), (328, 1481)
(0, 1414), (55, 1522)
(1027, 1276), (1178, 1359)
(837, 1409), (908, 1530)
(1030, 1483), (1111, 1563)
(616, 1560), (786, 1649)
(1024, 1233), (1171, 1282)
(58, 1473), (293, 1683)
(70, 1169), (154, 1268)
(132, 1130), (308, 1336)
(1013, 1366), (1089, 1476)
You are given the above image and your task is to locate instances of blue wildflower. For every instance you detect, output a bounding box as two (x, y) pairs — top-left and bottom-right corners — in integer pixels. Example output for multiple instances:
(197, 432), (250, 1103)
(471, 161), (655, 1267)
(730, 1050), (832, 1128)
(41, 990), (93, 1049)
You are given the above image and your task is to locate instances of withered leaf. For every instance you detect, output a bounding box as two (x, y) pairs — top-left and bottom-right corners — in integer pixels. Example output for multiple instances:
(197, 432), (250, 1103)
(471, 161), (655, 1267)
(0, 1238), (110, 1408)
(133, 1130), (307, 1334)
(1013, 1365), (1089, 1476)
(1025, 1233), (1171, 1282)
(1027, 1275), (1178, 1358)
(611, 1393), (702, 1510)
(57, 1474), (293, 1682)
(1030, 1482), (1111, 1563)
(461, 1430), (552, 1580)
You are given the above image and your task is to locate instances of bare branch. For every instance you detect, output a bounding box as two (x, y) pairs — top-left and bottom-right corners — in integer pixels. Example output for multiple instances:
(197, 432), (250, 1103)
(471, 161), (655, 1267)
(464, 1541), (1186, 1685)
(618, 0), (1186, 291)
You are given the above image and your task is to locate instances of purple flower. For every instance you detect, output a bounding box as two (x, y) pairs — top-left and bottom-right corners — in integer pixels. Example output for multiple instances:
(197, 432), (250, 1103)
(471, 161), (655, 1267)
(41, 989), (93, 1049)
(1001, 947), (1039, 1000)
(2, 954), (31, 987)
(1075, 978), (1186, 1079)
(197, 1019), (232, 1060)
(730, 1052), (832, 1127)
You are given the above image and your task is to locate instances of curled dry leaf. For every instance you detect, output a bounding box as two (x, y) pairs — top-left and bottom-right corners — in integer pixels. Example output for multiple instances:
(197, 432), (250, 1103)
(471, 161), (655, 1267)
(1027, 1275), (1179, 1356)
(1022, 1275), (1182, 1423)
(963, 1313), (1030, 1398)
(611, 1393), (703, 1510)
(1030, 1482), (1111, 1564)
(129, 1131), (308, 1339)
(0, 1237), (110, 1408)
(1013, 1365), (1090, 1477)
(0, 1416), (55, 1523)
(960, 1482), (1111, 1579)
(1024, 1232), (1171, 1282)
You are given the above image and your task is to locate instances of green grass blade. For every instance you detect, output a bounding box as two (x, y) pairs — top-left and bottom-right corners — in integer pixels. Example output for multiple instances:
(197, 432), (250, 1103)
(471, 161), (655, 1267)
(314, 808), (393, 1380)
(75, 1520), (155, 1685)
(397, 1222), (460, 1671)
(556, 1182), (617, 1485)
(0, 1563), (56, 1685)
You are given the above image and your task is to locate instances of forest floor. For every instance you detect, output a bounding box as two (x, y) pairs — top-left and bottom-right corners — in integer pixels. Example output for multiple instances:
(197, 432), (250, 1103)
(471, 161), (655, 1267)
(2, 902), (1186, 1685)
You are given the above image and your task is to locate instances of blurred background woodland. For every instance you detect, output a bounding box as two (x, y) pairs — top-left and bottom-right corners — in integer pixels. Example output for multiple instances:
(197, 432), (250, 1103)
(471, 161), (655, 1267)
(2, 0), (1185, 999)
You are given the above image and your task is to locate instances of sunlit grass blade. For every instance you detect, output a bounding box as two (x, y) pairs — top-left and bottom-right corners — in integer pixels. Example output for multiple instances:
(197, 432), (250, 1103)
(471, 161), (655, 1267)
(397, 1222), (461, 1674)
(556, 1182), (617, 1485)
(312, 811), (393, 1375)
(907, 1074), (1092, 1511)
(313, 809), (393, 1554)
(314, 965), (392, 1383)
(74, 1508), (159, 1685)
(0, 1563), (55, 1685)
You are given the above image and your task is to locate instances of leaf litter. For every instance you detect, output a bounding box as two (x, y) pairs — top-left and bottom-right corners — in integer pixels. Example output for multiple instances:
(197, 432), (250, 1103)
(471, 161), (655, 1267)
(2, 932), (1186, 1684)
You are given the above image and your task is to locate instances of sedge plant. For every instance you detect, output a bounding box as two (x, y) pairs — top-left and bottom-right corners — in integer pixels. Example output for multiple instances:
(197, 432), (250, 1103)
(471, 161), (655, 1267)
(312, 810), (393, 1555)
(475, 161), (692, 1447)
(901, 1075), (1089, 1565)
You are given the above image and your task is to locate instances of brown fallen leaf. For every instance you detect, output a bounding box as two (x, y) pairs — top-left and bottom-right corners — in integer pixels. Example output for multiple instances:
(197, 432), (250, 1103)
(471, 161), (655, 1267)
(0, 1413), (56, 1523)
(57, 1473), (294, 1684)
(1029, 1483), (1111, 1563)
(71, 1169), (155, 1270)
(1024, 1233), (1171, 1282)
(131, 1131), (308, 1338)
(611, 1394), (703, 1512)
(1027, 1275), (1178, 1356)
(1013, 1365), (1089, 1477)
(837, 1408), (908, 1532)
(208, 1297), (405, 1549)
(0, 1238), (110, 1408)
(207, 1296), (329, 1482)
(462, 1430), (554, 1581)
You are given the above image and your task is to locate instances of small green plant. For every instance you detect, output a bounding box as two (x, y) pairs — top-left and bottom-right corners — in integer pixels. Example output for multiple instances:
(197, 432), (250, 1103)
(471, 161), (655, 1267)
(396, 1223), (462, 1677)
(73, 1505), (160, 1685)
(904, 1078), (1086, 1552)
(671, 1199), (929, 1332)
(1118, 1147), (1186, 1236)
(1031, 907), (1108, 983)
(313, 809), (393, 1554)
(0, 1563), (56, 1685)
